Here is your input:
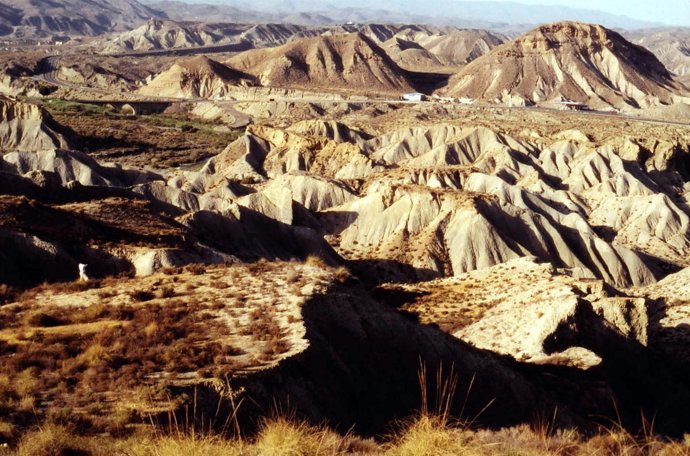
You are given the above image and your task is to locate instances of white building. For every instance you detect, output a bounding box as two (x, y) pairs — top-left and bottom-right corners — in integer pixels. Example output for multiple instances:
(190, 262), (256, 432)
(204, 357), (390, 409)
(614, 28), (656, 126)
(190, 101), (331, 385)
(402, 92), (425, 102)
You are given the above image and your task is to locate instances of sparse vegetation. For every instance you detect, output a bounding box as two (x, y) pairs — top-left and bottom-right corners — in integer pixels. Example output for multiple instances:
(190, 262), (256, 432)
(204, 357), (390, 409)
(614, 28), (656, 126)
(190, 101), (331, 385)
(2, 412), (689, 456)
(43, 99), (242, 169)
(129, 289), (156, 302)
(0, 261), (330, 442)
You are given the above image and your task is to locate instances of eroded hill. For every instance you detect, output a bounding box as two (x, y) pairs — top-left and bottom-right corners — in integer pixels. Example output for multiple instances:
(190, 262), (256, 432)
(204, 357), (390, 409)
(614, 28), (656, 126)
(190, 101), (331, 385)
(138, 56), (256, 98)
(225, 32), (415, 95)
(0, 0), (165, 38)
(443, 21), (690, 108)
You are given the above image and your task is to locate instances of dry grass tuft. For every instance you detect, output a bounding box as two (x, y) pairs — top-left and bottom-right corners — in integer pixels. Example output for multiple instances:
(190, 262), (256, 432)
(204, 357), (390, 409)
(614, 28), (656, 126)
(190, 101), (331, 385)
(386, 415), (470, 456)
(5, 417), (690, 456)
(304, 255), (329, 269)
(129, 289), (155, 302)
(253, 417), (346, 456)
(79, 343), (111, 367)
(125, 434), (245, 456)
(16, 424), (92, 456)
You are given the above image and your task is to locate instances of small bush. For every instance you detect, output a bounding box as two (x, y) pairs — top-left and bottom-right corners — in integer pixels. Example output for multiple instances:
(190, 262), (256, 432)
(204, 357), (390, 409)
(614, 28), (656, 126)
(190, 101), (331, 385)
(210, 280), (229, 290)
(157, 286), (176, 299)
(285, 270), (301, 284)
(0, 284), (17, 304)
(14, 368), (38, 397)
(25, 311), (67, 328)
(0, 420), (15, 440)
(16, 424), (91, 456)
(386, 415), (469, 456)
(79, 344), (111, 367)
(185, 264), (206, 275)
(304, 255), (328, 269)
(76, 303), (108, 322)
(254, 417), (345, 456)
(129, 290), (155, 302)
(333, 267), (351, 283)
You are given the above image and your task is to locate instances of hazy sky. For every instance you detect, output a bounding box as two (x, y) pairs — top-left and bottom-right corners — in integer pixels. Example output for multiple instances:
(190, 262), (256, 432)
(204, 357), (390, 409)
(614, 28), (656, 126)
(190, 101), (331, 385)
(468, 0), (690, 25)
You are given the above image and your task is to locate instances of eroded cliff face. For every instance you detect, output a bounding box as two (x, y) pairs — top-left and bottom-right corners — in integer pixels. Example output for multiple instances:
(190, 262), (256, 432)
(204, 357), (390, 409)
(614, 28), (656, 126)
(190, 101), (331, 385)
(138, 56), (256, 99)
(0, 96), (72, 152)
(443, 21), (688, 108)
(225, 33), (415, 95)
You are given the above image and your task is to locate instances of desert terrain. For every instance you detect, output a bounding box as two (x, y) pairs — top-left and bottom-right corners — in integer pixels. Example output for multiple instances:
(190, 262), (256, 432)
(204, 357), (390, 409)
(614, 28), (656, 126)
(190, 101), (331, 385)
(1, 0), (690, 454)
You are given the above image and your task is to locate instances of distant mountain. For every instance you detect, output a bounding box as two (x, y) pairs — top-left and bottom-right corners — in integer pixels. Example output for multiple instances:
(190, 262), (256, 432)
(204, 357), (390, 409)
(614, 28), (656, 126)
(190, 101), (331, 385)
(147, 0), (661, 30)
(225, 32), (415, 94)
(101, 20), (320, 53)
(442, 21), (688, 108)
(143, 0), (269, 23)
(99, 21), (503, 75)
(624, 28), (690, 77)
(0, 0), (166, 37)
(379, 28), (507, 71)
(0, 0), (665, 39)
(146, 1), (506, 29)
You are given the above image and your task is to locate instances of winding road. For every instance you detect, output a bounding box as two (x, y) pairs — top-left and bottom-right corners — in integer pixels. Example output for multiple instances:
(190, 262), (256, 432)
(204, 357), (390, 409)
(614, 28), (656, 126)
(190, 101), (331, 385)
(31, 53), (690, 129)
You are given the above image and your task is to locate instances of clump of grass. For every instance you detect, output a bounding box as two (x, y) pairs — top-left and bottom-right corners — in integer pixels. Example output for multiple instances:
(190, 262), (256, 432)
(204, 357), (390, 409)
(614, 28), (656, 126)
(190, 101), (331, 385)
(333, 266), (351, 283)
(126, 434), (245, 456)
(185, 264), (206, 275)
(16, 424), (92, 456)
(5, 413), (690, 456)
(0, 284), (17, 304)
(0, 420), (15, 440)
(79, 343), (111, 367)
(253, 417), (346, 456)
(77, 303), (108, 322)
(210, 280), (229, 290)
(386, 362), (473, 456)
(386, 415), (469, 456)
(304, 255), (329, 269)
(14, 368), (38, 397)
(157, 286), (176, 299)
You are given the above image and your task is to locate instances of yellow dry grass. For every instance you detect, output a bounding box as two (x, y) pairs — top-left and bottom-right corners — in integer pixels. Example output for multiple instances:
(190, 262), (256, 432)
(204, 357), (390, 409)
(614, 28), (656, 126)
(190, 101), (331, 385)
(6, 416), (690, 456)
(0, 320), (125, 345)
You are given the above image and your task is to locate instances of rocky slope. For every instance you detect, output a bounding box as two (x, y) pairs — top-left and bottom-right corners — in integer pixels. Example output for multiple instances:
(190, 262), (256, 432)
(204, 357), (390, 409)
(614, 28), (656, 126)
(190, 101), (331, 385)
(4, 258), (690, 436)
(180, 121), (689, 289)
(0, 98), (339, 285)
(3, 97), (690, 437)
(442, 21), (689, 108)
(101, 20), (314, 53)
(0, 0), (165, 38)
(226, 32), (415, 95)
(138, 56), (256, 99)
(380, 27), (506, 71)
(625, 28), (690, 78)
(0, 96), (72, 151)
(102, 19), (229, 53)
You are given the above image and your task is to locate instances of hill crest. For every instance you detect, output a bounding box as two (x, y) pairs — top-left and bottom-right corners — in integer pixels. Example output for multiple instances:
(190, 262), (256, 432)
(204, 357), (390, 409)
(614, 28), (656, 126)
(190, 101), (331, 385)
(226, 32), (415, 95)
(442, 21), (687, 108)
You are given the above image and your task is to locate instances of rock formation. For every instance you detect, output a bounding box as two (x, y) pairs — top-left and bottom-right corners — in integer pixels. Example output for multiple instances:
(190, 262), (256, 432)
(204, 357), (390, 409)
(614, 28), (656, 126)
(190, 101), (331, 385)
(0, 0), (165, 38)
(0, 96), (72, 152)
(442, 21), (689, 108)
(226, 32), (415, 95)
(138, 56), (256, 99)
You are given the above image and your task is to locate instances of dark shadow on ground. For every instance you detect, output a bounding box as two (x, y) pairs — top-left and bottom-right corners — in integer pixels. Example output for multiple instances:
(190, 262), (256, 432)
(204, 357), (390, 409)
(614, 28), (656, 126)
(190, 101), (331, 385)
(164, 278), (690, 438)
(542, 298), (690, 436)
